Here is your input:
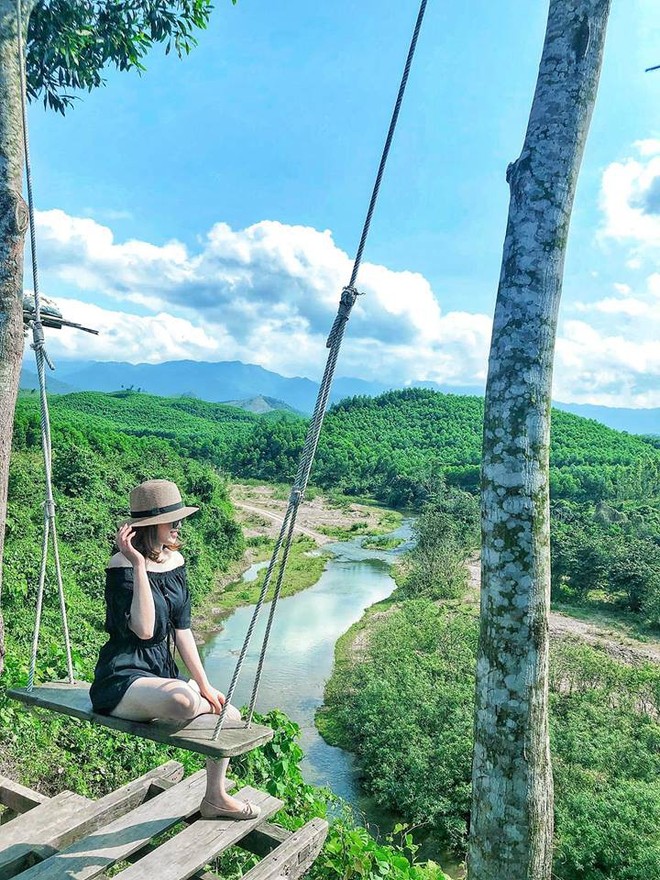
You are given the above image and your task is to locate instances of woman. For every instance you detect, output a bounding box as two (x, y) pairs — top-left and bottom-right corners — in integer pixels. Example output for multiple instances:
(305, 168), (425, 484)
(90, 478), (259, 820)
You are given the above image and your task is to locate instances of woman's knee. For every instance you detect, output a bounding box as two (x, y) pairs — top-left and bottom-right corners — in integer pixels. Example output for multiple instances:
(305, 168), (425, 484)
(223, 702), (241, 722)
(165, 683), (202, 721)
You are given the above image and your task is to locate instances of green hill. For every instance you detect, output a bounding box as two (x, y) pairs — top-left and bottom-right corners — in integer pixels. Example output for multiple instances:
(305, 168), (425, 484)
(16, 387), (660, 509)
(237, 388), (660, 506)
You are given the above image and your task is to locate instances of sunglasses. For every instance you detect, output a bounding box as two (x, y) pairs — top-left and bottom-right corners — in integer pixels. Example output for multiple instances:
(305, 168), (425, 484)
(169, 519), (182, 529)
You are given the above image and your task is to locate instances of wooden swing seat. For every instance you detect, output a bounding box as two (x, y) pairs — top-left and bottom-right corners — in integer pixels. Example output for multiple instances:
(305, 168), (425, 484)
(9, 681), (274, 759)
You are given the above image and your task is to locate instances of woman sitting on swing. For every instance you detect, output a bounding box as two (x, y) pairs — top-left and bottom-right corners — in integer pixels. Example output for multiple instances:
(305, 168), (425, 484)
(90, 479), (259, 820)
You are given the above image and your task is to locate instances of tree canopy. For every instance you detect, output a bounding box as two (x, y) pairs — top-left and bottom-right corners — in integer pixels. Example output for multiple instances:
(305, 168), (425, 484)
(25, 0), (227, 113)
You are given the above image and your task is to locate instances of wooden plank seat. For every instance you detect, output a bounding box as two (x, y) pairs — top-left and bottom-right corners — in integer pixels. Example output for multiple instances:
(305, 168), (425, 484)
(0, 763), (184, 880)
(9, 682), (274, 758)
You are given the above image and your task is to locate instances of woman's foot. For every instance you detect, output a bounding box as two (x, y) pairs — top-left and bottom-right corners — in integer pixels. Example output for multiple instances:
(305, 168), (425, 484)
(200, 795), (261, 820)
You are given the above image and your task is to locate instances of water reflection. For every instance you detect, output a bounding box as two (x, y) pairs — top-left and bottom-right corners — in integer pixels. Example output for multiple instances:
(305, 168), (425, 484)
(201, 521), (413, 801)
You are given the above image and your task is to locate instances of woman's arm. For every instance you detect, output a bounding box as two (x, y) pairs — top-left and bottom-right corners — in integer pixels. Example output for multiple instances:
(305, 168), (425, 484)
(115, 524), (156, 640)
(175, 628), (225, 712)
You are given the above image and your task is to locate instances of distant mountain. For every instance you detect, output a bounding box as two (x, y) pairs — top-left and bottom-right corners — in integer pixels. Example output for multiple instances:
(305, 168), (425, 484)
(553, 402), (659, 437)
(20, 367), (77, 396)
(27, 358), (659, 436)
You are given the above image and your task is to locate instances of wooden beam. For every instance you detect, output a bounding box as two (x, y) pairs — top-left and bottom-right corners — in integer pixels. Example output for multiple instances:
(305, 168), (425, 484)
(240, 819), (328, 880)
(238, 822), (291, 857)
(0, 777), (49, 815)
(113, 787), (284, 880)
(15, 770), (209, 880)
(0, 762), (184, 880)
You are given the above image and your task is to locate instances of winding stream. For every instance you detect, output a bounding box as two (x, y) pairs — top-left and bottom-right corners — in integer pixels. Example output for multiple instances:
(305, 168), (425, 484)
(200, 521), (414, 802)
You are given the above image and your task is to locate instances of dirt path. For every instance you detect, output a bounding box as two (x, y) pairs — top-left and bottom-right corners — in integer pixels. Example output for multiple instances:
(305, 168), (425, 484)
(467, 558), (660, 666)
(232, 500), (330, 544)
(230, 483), (400, 545)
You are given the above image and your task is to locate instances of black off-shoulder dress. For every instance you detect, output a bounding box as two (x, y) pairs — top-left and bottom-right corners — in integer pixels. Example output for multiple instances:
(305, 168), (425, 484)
(90, 564), (191, 715)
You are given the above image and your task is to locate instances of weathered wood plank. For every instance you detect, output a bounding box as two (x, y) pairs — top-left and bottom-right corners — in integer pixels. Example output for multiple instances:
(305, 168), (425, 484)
(238, 822), (291, 858)
(0, 777), (49, 815)
(0, 762), (185, 880)
(114, 787), (284, 880)
(9, 683), (273, 758)
(240, 819), (328, 880)
(0, 791), (93, 880)
(16, 770), (209, 880)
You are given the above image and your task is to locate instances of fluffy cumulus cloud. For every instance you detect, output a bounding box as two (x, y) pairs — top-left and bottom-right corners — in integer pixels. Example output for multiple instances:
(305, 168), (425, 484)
(31, 192), (659, 406)
(564, 140), (660, 407)
(34, 209), (492, 388)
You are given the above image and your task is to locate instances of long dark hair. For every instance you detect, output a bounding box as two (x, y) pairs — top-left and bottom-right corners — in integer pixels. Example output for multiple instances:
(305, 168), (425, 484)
(131, 525), (182, 563)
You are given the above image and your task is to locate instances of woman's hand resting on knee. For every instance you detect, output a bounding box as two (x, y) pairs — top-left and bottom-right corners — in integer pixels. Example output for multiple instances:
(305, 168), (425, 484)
(198, 681), (226, 714)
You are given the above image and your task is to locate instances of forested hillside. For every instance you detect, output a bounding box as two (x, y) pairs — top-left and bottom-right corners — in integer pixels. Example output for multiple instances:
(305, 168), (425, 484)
(21, 387), (660, 509)
(320, 488), (660, 880)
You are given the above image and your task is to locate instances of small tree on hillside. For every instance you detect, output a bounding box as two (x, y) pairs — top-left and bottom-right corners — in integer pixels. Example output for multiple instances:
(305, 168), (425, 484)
(0, 0), (225, 673)
(468, 2), (612, 879)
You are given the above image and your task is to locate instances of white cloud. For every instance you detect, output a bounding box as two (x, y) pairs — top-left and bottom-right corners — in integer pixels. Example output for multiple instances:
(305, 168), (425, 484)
(35, 210), (491, 387)
(32, 208), (658, 407)
(600, 140), (660, 248)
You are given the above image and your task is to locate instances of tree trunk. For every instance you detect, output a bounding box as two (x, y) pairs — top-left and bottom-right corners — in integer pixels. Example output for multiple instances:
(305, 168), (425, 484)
(467, 2), (612, 879)
(0, 0), (31, 674)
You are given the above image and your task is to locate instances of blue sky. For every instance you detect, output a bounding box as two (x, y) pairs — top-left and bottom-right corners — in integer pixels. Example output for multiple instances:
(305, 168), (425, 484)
(24, 0), (660, 407)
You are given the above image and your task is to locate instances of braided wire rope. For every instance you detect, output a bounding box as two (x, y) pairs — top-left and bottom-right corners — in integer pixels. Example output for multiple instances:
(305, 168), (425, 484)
(15, 0), (75, 690)
(213, 0), (429, 739)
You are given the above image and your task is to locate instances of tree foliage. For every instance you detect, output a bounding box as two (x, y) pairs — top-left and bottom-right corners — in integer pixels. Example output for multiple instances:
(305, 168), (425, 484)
(26, 0), (228, 113)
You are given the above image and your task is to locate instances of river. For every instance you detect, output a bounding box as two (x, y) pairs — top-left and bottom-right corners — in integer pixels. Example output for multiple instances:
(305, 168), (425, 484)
(200, 521), (413, 799)
(200, 520), (464, 877)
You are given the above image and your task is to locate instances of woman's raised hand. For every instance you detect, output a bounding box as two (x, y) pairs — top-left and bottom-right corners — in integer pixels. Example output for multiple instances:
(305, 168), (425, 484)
(116, 524), (144, 568)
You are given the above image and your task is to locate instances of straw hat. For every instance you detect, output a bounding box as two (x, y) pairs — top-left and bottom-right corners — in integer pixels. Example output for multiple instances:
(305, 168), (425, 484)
(128, 480), (199, 527)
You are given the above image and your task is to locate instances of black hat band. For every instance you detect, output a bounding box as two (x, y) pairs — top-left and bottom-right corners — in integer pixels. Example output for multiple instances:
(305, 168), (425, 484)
(130, 501), (184, 518)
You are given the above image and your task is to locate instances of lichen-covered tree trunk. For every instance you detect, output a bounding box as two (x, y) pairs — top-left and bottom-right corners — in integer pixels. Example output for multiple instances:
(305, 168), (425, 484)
(0, 0), (32, 674)
(468, 2), (612, 879)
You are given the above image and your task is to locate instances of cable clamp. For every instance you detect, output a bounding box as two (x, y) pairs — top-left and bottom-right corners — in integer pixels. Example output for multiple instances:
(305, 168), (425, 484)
(289, 487), (303, 506)
(326, 286), (363, 348)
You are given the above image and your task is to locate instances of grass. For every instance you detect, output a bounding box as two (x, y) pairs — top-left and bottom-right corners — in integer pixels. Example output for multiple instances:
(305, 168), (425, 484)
(361, 536), (405, 551)
(317, 509), (404, 541)
(211, 537), (330, 616)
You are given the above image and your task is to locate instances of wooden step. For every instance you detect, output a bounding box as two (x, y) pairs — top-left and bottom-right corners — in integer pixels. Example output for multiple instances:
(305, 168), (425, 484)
(16, 770), (212, 880)
(0, 762), (184, 880)
(0, 791), (92, 880)
(9, 683), (273, 758)
(241, 819), (328, 880)
(0, 778), (49, 815)
(114, 786), (284, 880)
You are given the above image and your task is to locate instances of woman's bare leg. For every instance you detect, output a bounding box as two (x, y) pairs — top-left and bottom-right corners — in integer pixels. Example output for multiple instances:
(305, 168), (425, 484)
(110, 677), (213, 722)
(111, 677), (252, 812)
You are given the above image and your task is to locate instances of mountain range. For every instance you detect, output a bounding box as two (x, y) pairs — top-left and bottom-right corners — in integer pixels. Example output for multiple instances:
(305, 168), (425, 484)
(20, 358), (659, 436)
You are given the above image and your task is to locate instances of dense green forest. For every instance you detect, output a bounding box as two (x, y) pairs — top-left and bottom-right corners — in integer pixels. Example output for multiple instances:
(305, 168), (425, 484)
(18, 387), (660, 508)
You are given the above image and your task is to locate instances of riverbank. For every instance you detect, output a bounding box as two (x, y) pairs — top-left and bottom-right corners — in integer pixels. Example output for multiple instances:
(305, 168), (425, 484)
(191, 483), (403, 639)
(316, 553), (660, 879)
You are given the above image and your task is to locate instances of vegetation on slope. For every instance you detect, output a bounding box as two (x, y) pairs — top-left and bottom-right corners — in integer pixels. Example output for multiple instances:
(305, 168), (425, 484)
(22, 387), (660, 510)
(320, 486), (660, 879)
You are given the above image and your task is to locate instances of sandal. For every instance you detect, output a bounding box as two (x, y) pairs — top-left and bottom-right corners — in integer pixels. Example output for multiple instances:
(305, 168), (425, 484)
(200, 797), (261, 820)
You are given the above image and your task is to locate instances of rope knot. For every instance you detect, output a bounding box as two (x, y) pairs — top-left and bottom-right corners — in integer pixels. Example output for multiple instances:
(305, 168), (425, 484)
(30, 321), (55, 371)
(326, 286), (362, 349)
